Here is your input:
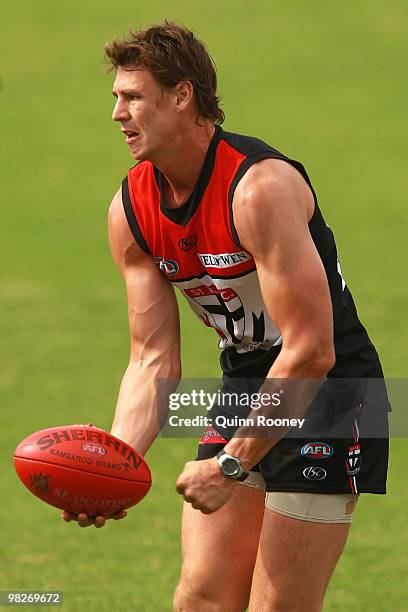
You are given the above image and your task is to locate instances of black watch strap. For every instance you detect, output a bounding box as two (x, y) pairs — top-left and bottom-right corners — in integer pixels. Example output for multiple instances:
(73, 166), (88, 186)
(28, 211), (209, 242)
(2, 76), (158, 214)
(235, 470), (250, 482)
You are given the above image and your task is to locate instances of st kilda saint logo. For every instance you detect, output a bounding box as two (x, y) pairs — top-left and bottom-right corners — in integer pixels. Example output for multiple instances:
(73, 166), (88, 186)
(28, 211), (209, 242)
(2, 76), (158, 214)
(184, 283), (267, 348)
(185, 284), (245, 345)
(346, 443), (362, 475)
(178, 235), (197, 251)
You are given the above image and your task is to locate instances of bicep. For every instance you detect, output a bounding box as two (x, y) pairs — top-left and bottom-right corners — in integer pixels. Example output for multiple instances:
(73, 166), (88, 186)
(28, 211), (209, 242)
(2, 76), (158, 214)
(255, 231), (333, 351)
(125, 261), (181, 363)
(234, 161), (334, 353)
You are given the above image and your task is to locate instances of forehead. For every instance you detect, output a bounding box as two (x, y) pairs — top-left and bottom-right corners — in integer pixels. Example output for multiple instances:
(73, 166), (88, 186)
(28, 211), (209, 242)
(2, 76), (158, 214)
(112, 67), (160, 93)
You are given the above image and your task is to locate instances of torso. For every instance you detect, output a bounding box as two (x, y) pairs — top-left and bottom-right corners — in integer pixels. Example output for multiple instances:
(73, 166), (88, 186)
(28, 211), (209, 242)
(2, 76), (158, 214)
(122, 125), (383, 378)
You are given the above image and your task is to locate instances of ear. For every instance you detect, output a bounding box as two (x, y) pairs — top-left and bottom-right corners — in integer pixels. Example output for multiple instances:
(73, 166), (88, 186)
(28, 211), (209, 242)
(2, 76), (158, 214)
(174, 81), (194, 111)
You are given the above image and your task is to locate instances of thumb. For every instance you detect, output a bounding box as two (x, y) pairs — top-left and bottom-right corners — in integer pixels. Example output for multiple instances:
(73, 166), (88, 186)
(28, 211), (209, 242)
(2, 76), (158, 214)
(175, 474), (186, 495)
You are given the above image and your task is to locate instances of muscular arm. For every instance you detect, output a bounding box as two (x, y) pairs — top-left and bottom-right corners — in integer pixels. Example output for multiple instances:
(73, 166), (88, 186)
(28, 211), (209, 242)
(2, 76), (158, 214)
(224, 158), (336, 468)
(108, 189), (181, 455)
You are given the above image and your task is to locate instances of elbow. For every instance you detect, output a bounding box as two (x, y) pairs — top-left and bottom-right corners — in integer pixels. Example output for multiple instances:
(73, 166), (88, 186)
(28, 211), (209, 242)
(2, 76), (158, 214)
(283, 341), (336, 378)
(128, 352), (182, 380)
(304, 344), (336, 377)
(170, 362), (182, 381)
(163, 356), (182, 381)
(314, 354), (336, 377)
(157, 358), (181, 382)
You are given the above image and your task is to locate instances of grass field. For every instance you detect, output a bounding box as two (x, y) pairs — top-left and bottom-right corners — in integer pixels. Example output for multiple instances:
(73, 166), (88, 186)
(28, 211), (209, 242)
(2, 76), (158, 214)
(1, 1), (407, 610)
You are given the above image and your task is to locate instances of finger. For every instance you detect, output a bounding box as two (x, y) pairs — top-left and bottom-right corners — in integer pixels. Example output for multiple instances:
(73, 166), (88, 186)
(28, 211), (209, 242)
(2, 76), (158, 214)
(61, 511), (74, 522)
(112, 510), (127, 520)
(77, 513), (92, 528)
(175, 479), (185, 495)
(94, 516), (106, 528)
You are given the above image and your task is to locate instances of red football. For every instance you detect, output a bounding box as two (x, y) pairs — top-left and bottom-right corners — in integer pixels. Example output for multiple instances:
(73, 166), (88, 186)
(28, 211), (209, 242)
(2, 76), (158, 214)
(14, 425), (152, 517)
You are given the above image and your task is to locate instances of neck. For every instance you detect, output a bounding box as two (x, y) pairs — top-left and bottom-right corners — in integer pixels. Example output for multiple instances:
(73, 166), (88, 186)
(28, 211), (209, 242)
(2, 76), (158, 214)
(154, 122), (216, 208)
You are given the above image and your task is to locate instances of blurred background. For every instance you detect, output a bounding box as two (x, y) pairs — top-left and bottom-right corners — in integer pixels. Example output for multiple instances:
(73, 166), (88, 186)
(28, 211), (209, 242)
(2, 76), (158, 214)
(1, 1), (407, 609)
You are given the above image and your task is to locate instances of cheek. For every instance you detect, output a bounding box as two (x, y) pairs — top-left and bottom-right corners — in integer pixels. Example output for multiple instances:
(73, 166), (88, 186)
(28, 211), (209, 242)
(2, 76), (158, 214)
(154, 111), (177, 135)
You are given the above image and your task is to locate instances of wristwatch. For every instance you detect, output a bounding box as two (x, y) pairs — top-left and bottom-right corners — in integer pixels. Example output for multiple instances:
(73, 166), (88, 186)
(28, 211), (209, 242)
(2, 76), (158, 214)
(216, 450), (249, 481)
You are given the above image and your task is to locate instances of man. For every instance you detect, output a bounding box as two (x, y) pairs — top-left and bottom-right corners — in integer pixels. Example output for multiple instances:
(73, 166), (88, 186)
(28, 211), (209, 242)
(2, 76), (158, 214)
(63, 21), (389, 611)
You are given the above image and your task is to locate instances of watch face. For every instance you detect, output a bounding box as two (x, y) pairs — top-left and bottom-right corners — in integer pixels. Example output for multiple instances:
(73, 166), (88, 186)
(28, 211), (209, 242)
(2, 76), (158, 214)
(222, 457), (240, 476)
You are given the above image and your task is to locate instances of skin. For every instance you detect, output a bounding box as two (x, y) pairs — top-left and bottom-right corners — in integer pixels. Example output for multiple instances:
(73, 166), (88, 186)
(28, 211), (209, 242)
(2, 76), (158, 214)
(64, 67), (334, 524)
(63, 63), (351, 612)
(62, 66), (211, 527)
(175, 157), (335, 513)
(111, 67), (215, 204)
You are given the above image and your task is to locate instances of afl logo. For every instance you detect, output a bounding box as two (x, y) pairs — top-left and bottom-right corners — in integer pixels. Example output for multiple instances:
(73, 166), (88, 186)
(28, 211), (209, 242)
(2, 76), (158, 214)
(178, 235), (197, 251)
(154, 256), (179, 276)
(82, 442), (106, 456)
(303, 466), (327, 481)
(301, 442), (334, 459)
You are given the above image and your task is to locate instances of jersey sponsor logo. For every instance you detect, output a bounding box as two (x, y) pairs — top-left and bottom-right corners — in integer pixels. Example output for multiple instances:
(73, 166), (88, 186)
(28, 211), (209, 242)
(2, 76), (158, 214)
(346, 443), (362, 475)
(81, 442), (106, 456)
(301, 442), (334, 459)
(178, 235), (197, 251)
(302, 466), (327, 480)
(198, 251), (250, 268)
(154, 256), (179, 276)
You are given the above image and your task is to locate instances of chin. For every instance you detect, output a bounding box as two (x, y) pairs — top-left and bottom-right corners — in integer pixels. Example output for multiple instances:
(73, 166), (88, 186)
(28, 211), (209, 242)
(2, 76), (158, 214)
(128, 149), (142, 161)
(131, 148), (154, 164)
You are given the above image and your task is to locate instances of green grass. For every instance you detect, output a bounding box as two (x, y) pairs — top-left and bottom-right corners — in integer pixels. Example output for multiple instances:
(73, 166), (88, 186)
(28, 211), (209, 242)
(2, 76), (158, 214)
(1, 1), (407, 610)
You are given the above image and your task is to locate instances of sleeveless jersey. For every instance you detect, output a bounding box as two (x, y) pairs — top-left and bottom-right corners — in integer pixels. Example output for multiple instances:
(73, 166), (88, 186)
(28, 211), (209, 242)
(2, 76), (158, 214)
(122, 125), (384, 380)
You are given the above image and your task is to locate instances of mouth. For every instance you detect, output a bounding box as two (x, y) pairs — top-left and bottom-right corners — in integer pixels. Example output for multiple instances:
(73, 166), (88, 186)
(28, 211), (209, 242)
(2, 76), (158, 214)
(122, 129), (140, 145)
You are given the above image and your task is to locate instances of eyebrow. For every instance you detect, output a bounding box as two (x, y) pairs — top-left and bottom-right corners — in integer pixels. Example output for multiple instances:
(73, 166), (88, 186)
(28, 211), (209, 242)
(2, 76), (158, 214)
(112, 89), (142, 98)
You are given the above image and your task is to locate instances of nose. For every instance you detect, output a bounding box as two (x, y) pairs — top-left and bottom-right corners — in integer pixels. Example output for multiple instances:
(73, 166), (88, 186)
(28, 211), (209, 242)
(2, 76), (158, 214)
(112, 98), (130, 122)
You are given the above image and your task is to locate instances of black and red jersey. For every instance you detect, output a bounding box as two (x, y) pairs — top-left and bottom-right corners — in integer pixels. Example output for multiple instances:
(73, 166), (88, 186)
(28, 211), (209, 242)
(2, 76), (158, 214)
(122, 126), (384, 380)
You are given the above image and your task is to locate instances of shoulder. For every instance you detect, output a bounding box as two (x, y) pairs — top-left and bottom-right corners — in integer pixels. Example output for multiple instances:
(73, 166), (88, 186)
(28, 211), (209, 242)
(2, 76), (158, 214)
(234, 157), (314, 216)
(108, 188), (129, 243)
(232, 158), (315, 254)
(108, 188), (150, 272)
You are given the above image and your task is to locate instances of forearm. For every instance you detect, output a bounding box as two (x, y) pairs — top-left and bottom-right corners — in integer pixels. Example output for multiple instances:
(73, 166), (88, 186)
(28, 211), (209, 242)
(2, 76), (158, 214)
(223, 346), (332, 470)
(110, 360), (180, 455)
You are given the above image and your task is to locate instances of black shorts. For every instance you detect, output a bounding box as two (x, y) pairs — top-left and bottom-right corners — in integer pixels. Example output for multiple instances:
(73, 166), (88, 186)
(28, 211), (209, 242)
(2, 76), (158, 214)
(196, 344), (390, 494)
(196, 404), (389, 494)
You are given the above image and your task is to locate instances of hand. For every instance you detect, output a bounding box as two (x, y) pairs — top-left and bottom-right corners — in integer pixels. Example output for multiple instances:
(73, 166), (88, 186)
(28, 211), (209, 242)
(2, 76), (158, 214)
(176, 458), (237, 514)
(61, 510), (127, 528)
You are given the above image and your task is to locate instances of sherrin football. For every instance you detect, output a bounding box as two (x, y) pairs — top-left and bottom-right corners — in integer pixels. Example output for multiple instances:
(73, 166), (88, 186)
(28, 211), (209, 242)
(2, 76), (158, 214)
(14, 425), (151, 517)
